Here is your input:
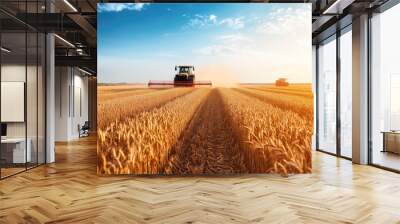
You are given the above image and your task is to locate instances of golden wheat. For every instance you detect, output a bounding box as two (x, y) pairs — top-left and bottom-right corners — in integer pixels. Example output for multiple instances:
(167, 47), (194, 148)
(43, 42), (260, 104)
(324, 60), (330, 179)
(98, 88), (210, 175)
(98, 88), (157, 102)
(235, 87), (313, 122)
(242, 84), (312, 91)
(246, 85), (313, 98)
(97, 88), (193, 129)
(220, 88), (312, 175)
(97, 86), (313, 176)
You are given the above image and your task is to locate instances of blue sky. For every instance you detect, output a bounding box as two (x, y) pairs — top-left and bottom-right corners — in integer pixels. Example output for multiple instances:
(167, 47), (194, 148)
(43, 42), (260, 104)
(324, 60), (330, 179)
(98, 3), (311, 84)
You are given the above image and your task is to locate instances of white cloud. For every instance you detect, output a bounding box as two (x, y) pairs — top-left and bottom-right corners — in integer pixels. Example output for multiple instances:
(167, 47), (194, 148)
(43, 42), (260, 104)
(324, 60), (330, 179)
(219, 17), (245, 29)
(188, 16), (206, 27)
(191, 7), (312, 82)
(216, 34), (252, 45)
(194, 44), (236, 56)
(209, 14), (217, 24)
(194, 33), (264, 57)
(256, 7), (310, 36)
(188, 14), (218, 27)
(186, 14), (244, 29)
(98, 3), (149, 12)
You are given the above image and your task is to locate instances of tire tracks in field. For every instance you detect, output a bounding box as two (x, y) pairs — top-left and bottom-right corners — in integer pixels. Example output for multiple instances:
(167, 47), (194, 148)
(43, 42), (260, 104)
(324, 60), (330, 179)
(164, 89), (247, 174)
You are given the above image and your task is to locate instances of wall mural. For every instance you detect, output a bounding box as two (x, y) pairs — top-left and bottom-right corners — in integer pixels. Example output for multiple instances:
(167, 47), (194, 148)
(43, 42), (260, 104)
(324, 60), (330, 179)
(97, 3), (313, 176)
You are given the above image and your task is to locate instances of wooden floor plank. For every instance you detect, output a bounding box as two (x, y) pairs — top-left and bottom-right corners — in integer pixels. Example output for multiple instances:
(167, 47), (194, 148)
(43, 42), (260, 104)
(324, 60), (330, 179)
(1, 136), (400, 223)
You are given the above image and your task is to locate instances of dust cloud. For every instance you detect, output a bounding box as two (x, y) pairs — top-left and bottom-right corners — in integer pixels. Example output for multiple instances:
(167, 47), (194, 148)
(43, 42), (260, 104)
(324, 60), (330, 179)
(196, 64), (239, 87)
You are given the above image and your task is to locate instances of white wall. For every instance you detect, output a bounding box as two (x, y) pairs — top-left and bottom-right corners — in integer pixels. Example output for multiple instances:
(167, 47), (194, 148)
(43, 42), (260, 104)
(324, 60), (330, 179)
(72, 73), (89, 138)
(54, 67), (89, 141)
(55, 66), (70, 141)
(1, 65), (39, 137)
(1, 65), (27, 141)
(1, 63), (46, 164)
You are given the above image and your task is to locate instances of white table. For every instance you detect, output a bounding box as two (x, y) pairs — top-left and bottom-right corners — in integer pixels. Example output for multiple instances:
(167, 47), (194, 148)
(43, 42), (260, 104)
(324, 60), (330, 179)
(1, 138), (31, 163)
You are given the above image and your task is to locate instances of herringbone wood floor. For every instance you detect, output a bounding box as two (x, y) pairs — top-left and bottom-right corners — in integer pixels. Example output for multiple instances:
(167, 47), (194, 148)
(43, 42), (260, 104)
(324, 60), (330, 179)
(1, 136), (400, 224)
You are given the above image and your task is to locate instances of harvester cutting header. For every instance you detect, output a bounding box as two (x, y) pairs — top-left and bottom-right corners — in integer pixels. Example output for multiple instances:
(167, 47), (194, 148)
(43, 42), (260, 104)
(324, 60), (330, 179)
(148, 65), (212, 87)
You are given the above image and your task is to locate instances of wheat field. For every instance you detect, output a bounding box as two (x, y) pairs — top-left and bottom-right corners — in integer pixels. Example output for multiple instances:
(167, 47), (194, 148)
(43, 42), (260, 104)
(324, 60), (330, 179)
(97, 84), (313, 176)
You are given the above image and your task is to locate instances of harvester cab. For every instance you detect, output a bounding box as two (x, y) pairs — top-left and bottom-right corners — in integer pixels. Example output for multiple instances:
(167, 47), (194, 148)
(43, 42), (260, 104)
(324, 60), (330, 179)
(174, 65), (195, 82)
(147, 65), (212, 87)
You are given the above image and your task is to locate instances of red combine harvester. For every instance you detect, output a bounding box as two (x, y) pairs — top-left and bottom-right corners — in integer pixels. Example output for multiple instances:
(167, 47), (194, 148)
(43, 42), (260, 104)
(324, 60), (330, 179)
(275, 78), (289, 87)
(148, 65), (212, 87)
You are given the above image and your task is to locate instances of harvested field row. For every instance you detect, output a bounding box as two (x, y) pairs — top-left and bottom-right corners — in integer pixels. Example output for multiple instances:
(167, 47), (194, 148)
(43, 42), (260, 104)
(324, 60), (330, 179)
(98, 88), (194, 129)
(220, 89), (312, 175)
(98, 89), (158, 102)
(165, 89), (247, 174)
(240, 84), (311, 91)
(97, 88), (211, 175)
(234, 88), (313, 122)
(98, 85), (147, 92)
(246, 87), (313, 98)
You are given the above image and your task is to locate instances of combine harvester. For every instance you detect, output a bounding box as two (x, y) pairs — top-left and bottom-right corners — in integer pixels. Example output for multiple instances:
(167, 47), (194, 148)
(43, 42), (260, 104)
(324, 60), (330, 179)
(148, 65), (212, 87)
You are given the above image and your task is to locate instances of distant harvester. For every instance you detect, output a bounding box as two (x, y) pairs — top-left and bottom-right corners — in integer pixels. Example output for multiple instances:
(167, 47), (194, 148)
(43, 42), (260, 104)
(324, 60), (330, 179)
(275, 78), (289, 86)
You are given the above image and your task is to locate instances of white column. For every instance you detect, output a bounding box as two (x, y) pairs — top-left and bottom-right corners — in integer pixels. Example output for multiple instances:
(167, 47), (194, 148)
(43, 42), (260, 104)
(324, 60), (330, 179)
(352, 14), (369, 164)
(46, 33), (55, 163)
(54, 67), (73, 141)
